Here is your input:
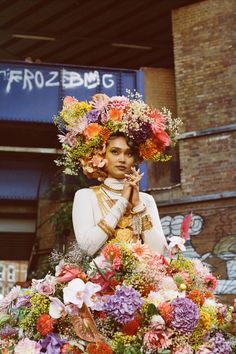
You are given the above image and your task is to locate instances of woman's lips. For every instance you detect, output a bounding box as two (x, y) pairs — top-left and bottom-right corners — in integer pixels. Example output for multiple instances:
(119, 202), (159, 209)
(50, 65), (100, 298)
(116, 165), (126, 171)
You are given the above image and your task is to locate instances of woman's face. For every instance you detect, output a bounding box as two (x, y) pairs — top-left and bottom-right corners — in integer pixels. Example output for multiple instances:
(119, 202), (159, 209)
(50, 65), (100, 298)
(105, 136), (135, 179)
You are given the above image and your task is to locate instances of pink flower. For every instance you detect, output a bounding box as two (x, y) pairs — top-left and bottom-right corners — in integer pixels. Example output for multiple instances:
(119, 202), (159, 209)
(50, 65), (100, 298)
(158, 276), (178, 291)
(32, 275), (56, 296)
(131, 241), (152, 261)
(14, 338), (41, 354)
(92, 93), (110, 111)
(112, 256), (122, 271)
(204, 274), (217, 291)
(144, 329), (172, 350)
(109, 95), (130, 110)
(55, 261), (86, 283)
(62, 96), (78, 109)
(63, 278), (101, 308)
(58, 132), (77, 147)
(0, 286), (21, 311)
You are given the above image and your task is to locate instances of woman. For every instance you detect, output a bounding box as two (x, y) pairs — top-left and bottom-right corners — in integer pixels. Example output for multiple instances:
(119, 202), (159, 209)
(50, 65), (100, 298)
(55, 93), (181, 257)
(72, 133), (168, 257)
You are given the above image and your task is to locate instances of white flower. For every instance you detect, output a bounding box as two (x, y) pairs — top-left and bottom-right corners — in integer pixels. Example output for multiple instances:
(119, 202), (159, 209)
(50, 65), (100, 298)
(63, 278), (101, 308)
(169, 236), (186, 253)
(49, 297), (67, 319)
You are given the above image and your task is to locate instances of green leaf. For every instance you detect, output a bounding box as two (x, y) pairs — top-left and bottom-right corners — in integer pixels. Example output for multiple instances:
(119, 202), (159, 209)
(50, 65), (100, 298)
(0, 313), (11, 326)
(147, 303), (159, 317)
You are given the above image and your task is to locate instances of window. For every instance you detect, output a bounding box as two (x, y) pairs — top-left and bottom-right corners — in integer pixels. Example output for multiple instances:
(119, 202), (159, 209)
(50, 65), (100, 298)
(0, 265), (4, 281)
(8, 265), (15, 282)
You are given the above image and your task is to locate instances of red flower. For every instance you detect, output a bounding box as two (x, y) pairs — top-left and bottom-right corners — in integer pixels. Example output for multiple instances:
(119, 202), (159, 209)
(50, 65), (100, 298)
(87, 340), (113, 354)
(36, 314), (54, 336)
(152, 130), (170, 151)
(122, 318), (141, 335)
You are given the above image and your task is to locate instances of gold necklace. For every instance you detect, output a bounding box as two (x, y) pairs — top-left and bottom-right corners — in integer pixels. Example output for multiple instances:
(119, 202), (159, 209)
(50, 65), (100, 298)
(101, 183), (123, 194)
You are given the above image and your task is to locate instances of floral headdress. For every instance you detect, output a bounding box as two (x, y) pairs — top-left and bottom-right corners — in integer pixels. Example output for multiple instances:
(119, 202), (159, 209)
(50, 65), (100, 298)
(54, 91), (182, 180)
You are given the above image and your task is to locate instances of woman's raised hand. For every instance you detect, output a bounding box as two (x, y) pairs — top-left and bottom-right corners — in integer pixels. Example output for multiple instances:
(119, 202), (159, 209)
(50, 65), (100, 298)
(124, 167), (144, 208)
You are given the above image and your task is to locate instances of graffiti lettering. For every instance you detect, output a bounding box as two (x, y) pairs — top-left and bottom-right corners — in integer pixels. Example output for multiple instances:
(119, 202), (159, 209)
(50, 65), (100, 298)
(0, 68), (115, 93)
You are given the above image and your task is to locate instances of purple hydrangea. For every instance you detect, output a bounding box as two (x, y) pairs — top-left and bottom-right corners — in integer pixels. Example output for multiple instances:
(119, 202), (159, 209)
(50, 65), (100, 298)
(39, 333), (65, 354)
(128, 121), (152, 143)
(171, 297), (199, 334)
(86, 109), (100, 123)
(209, 332), (232, 354)
(103, 285), (143, 324)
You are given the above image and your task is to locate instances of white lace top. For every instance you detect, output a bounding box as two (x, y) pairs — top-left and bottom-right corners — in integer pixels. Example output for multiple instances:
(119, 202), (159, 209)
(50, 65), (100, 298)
(72, 178), (167, 256)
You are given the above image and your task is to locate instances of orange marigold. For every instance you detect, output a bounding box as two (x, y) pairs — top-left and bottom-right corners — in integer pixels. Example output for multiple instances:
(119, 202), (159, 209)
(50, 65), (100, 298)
(87, 341), (113, 354)
(84, 123), (103, 139)
(188, 289), (205, 306)
(158, 302), (173, 326)
(36, 313), (54, 336)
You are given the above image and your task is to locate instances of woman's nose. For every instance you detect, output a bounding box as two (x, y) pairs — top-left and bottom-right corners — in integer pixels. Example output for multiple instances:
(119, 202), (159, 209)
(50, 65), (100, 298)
(118, 153), (125, 162)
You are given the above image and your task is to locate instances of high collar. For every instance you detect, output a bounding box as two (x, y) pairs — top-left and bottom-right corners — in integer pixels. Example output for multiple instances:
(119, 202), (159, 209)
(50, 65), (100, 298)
(103, 178), (125, 191)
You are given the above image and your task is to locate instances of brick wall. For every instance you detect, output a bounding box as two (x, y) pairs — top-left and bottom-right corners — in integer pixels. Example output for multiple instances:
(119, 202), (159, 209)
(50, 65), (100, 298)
(180, 131), (236, 195)
(172, 0), (235, 132)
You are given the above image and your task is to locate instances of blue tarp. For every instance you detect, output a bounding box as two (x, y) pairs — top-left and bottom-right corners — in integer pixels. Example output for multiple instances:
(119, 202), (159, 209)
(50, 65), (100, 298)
(0, 61), (144, 123)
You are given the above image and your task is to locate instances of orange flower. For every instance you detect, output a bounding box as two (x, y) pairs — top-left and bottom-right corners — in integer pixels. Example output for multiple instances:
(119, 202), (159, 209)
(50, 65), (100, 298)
(188, 289), (205, 306)
(100, 127), (111, 142)
(36, 314), (54, 336)
(84, 123), (103, 139)
(139, 139), (158, 160)
(87, 341), (113, 354)
(102, 244), (121, 261)
(108, 108), (123, 122)
(204, 291), (215, 300)
(158, 302), (173, 326)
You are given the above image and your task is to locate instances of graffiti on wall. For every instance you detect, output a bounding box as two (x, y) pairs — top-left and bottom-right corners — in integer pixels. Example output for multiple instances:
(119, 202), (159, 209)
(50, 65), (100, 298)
(160, 214), (236, 295)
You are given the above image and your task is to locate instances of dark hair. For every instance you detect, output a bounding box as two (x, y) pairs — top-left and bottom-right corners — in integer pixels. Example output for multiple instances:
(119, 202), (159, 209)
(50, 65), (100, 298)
(106, 132), (140, 164)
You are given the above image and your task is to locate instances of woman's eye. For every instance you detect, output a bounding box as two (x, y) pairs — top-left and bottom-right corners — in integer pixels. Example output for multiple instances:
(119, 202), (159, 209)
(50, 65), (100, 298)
(111, 150), (118, 155)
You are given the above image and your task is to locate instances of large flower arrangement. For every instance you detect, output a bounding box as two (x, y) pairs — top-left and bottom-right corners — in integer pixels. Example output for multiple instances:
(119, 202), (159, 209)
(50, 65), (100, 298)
(54, 92), (182, 179)
(0, 240), (235, 353)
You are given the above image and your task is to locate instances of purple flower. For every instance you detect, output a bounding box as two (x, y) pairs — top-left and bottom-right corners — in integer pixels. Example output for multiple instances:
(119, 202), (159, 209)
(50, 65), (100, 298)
(39, 333), (65, 354)
(86, 109), (100, 123)
(171, 297), (199, 334)
(0, 324), (18, 339)
(128, 121), (152, 143)
(209, 332), (232, 354)
(103, 285), (143, 324)
(14, 295), (31, 309)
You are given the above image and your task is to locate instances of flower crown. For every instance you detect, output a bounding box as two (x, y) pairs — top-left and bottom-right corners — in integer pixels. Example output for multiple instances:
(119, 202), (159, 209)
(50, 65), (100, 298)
(54, 92), (182, 180)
